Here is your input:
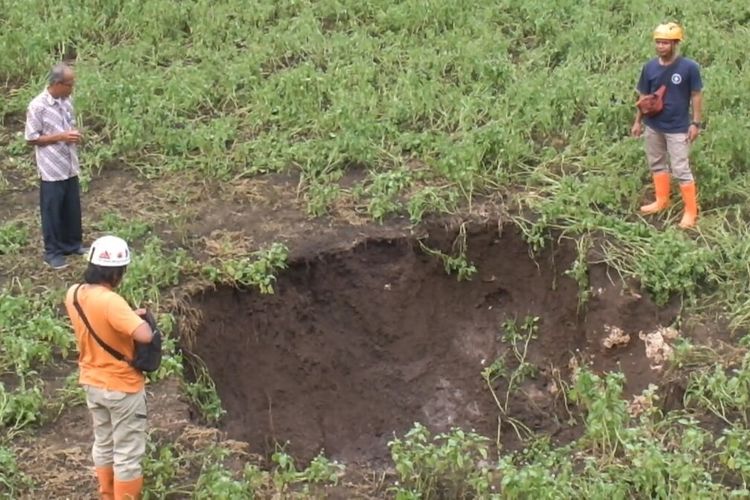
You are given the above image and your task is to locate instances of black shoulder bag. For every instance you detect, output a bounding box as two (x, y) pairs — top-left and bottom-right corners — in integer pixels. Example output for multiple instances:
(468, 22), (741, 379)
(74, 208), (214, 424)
(73, 284), (162, 373)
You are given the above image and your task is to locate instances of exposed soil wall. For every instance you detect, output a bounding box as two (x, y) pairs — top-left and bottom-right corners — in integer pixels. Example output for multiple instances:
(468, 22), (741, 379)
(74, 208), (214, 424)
(186, 224), (677, 463)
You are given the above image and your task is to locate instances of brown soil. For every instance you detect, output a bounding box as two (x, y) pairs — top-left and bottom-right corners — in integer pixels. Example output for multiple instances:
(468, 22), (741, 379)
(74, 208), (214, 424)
(186, 222), (678, 465)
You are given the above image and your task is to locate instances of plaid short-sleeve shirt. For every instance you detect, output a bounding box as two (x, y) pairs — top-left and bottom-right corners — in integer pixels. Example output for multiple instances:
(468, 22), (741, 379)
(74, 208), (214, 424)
(25, 89), (80, 181)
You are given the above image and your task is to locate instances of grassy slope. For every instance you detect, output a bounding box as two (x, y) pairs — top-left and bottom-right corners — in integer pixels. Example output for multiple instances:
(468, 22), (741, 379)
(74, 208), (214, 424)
(2, 0), (750, 497)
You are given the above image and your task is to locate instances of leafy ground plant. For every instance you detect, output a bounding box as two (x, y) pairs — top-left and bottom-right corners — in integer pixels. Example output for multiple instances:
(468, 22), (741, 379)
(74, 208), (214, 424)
(388, 423), (492, 499)
(184, 364), (226, 425)
(148, 313), (184, 381)
(0, 383), (44, 437)
(0, 289), (72, 377)
(118, 237), (187, 307)
(93, 210), (153, 242)
(0, 221), (28, 254)
(418, 223), (477, 281)
(482, 315), (540, 446)
(202, 242), (289, 293)
(0, 445), (32, 497)
(142, 439), (345, 499)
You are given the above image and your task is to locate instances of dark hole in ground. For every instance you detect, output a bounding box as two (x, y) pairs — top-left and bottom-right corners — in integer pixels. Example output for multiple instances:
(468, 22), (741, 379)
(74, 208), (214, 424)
(184, 224), (677, 464)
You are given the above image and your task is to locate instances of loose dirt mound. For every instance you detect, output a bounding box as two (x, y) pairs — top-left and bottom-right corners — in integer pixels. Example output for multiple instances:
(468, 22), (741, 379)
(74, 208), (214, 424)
(186, 224), (677, 464)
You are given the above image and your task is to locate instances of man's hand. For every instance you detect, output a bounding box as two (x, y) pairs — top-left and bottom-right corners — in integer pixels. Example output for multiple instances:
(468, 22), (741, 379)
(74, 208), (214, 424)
(631, 121), (643, 138)
(60, 129), (82, 144)
(136, 308), (158, 331)
(28, 129), (82, 146)
(688, 124), (701, 143)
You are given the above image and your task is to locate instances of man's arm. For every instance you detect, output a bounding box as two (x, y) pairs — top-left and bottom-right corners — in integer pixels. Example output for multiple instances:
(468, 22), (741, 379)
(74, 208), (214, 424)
(634, 102), (644, 124)
(691, 91), (702, 125)
(27, 131), (81, 146)
(109, 296), (155, 344)
(632, 63), (652, 138)
(25, 105), (81, 146)
(688, 90), (702, 142)
(631, 94), (645, 137)
(132, 321), (154, 344)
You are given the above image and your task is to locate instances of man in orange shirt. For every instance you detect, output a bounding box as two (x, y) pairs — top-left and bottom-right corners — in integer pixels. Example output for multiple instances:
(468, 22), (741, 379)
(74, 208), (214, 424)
(65, 235), (154, 500)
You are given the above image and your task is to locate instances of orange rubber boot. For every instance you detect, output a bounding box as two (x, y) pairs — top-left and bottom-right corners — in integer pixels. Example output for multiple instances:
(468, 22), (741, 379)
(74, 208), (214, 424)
(114, 476), (143, 500)
(640, 172), (671, 214)
(95, 466), (114, 500)
(678, 182), (698, 229)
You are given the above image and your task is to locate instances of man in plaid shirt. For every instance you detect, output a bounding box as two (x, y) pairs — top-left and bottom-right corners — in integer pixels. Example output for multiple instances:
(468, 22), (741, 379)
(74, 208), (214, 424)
(25, 63), (87, 269)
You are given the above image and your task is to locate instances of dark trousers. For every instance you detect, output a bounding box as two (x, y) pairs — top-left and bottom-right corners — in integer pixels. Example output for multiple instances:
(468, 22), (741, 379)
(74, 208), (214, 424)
(40, 176), (82, 259)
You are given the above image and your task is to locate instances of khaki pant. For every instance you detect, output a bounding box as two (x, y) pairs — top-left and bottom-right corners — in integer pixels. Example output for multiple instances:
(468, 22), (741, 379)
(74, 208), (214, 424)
(644, 125), (694, 183)
(84, 385), (148, 481)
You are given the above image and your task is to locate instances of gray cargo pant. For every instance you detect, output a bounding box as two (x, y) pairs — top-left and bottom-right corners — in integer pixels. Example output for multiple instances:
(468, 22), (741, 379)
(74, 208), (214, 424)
(644, 125), (694, 183)
(84, 385), (148, 481)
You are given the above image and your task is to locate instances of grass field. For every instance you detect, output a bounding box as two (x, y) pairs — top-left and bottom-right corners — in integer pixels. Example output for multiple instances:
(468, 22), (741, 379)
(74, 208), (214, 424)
(2, 0), (750, 497)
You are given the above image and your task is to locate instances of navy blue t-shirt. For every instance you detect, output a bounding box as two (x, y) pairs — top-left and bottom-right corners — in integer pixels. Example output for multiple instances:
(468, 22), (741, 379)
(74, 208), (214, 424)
(636, 57), (703, 133)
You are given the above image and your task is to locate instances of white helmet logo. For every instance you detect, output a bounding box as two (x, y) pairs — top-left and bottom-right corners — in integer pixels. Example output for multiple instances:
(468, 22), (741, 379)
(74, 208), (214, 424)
(671, 73), (682, 85)
(88, 235), (131, 267)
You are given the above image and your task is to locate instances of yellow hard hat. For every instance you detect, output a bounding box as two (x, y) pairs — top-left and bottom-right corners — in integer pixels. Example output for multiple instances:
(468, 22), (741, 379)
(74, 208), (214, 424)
(653, 22), (684, 41)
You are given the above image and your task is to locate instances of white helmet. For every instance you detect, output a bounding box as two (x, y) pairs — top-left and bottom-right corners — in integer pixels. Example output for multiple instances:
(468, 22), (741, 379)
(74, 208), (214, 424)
(88, 235), (131, 267)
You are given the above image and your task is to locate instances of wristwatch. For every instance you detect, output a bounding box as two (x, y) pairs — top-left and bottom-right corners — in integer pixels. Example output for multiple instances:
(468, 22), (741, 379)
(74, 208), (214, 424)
(691, 121), (702, 128)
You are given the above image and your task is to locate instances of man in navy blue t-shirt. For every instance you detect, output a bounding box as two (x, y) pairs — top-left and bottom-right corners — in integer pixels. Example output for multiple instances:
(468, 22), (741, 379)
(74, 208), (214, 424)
(631, 22), (703, 229)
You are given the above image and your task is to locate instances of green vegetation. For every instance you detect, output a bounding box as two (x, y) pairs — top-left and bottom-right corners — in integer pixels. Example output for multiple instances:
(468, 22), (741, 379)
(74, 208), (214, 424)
(149, 313), (184, 381)
(184, 364), (226, 425)
(0, 445), (31, 497)
(482, 316), (540, 445)
(419, 223), (477, 281)
(684, 348), (750, 425)
(0, 290), (72, 377)
(141, 440), (345, 498)
(389, 424), (492, 499)
(93, 210), (153, 242)
(0, 221), (28, 255)
(390, 367), (746, 498)
(118, 237), (186, 307)
(203, 242), (289, 293)
(2, 0), (750, 497)
(0, 383), (44, 436)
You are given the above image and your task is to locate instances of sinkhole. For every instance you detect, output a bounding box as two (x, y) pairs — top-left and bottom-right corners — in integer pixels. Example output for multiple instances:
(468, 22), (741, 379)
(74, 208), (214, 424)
(183, 224), (676, 464)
